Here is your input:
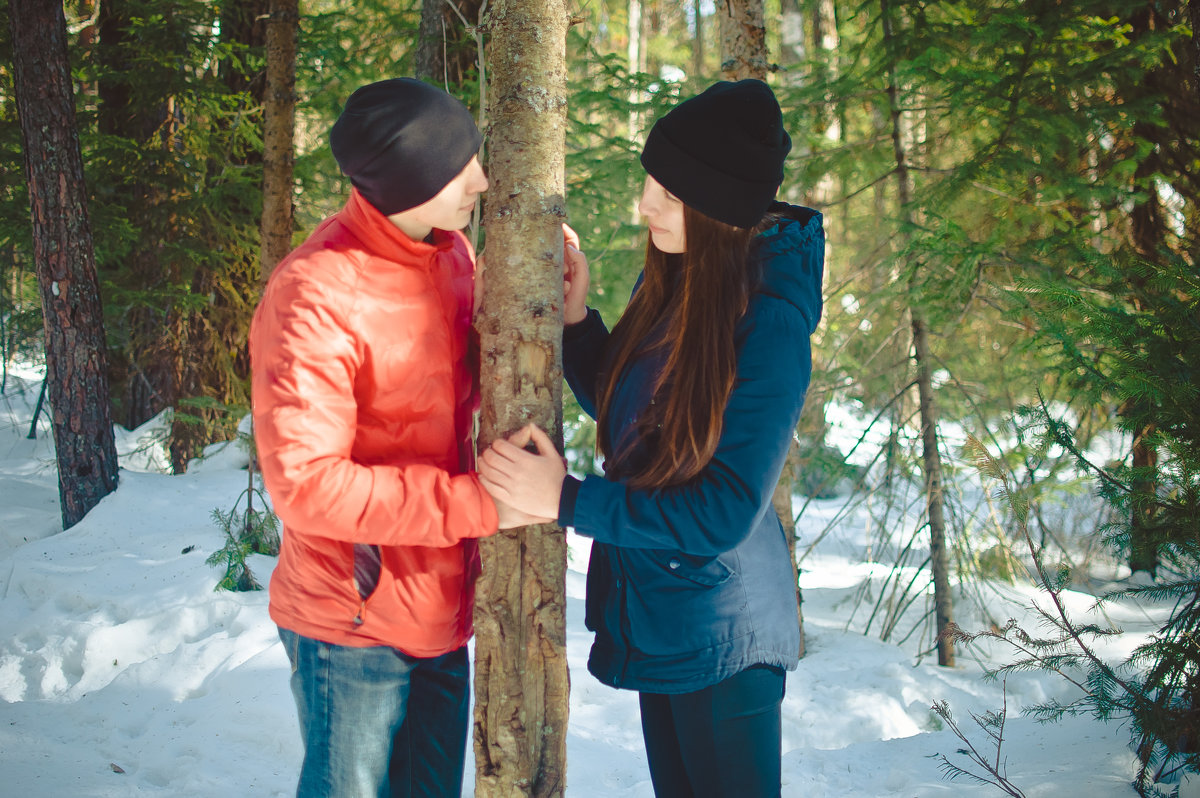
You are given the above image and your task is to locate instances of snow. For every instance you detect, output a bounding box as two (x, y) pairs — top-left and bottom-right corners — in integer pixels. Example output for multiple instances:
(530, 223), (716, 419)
(0, 364), (1171, 796)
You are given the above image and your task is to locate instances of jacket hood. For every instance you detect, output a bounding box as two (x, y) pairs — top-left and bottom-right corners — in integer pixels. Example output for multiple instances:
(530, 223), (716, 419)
(754, 202), (824, 335)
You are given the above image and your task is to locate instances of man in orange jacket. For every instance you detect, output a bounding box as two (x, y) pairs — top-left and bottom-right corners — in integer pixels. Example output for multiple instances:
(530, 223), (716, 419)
(250, 78), (544, 798)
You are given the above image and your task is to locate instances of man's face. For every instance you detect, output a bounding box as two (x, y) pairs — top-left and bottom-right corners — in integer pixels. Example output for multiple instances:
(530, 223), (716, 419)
(393, 156), (489, 239)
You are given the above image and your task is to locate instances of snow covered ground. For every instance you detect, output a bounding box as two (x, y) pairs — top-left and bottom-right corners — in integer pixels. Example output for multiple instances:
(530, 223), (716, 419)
(0, 363), (1166, 796)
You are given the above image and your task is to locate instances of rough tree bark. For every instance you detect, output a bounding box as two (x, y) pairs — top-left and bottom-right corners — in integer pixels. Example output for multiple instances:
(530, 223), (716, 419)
(718, 0), (768, 80)
(880, 0), (954, 667)
(261, 0), (299, 277)
(473, 0), (570, 795)
(10, 0), (120, 529)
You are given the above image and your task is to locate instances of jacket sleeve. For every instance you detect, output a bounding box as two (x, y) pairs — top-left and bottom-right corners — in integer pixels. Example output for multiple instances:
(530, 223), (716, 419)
(559, 300), (811, 557)
(562, 307), (610, 419)
(250, 266), (498, 548)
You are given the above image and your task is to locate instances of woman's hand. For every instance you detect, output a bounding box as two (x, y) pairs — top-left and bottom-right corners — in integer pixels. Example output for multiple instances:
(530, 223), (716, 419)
(562, 224), (589, 325)
(478, 424), (566, 522)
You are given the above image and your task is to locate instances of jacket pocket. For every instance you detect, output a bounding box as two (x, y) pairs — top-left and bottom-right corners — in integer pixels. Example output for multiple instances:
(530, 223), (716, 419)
(353, 543), (382, 601)
(622, 548), (746, 657)
(584, 544), (613, 633)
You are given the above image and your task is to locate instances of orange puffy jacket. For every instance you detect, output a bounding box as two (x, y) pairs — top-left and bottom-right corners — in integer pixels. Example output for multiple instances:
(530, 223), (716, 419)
(250, 188), (498, 656)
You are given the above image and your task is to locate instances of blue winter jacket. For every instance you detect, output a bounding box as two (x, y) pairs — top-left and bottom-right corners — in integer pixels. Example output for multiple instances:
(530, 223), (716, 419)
(558, 202), (824, 694)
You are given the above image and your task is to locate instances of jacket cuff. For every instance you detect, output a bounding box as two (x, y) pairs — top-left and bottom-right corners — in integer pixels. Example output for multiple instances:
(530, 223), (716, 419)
(563, 307), (603, 342)
(558, 475), (582, 529)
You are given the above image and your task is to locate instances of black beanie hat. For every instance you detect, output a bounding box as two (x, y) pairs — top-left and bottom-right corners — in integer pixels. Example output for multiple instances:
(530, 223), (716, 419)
(639, 79), (791, 228)
(330, 78), (483, 216)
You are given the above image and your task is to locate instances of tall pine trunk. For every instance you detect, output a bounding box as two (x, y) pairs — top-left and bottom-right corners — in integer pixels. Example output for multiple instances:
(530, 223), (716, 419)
(718, 0), (768, 80)
(261, 0), (298, 277)
(473, 0), (570, 794)
(10, 0), (119, 529)
(880, 0), (954, 666)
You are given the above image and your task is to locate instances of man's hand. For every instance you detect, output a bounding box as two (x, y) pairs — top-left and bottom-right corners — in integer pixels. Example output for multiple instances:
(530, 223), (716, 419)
(478, 424), (566, 521)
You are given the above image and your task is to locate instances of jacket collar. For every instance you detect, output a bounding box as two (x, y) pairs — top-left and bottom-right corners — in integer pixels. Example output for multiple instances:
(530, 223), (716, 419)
(342, 187), (457, 261)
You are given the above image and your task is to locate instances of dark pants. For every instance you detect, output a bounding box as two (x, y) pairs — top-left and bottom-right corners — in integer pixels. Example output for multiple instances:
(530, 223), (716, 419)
(279, 628), (470, 798)
(639, 664), (786, 798)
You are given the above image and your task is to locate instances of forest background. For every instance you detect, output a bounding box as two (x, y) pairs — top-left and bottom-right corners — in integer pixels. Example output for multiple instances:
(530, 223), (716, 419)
(1, 0), (1198, 795)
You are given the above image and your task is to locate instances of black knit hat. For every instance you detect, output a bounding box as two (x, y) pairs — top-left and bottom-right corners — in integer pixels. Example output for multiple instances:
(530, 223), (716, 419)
(639, 79), (791, 228)
(330, 78), (483, 216)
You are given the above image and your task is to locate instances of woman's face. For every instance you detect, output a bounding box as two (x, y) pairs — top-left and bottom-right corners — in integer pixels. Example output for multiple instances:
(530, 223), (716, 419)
(638, 176), (686, 254)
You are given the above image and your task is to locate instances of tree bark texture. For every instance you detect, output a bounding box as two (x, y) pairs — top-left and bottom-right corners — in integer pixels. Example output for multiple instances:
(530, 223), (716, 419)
(261, 0), (299, 277)
(881, 0), (954, 666)
(473, 1), (570, 795)
(718, 0), (769, 80)
(10, 0), (119, 529)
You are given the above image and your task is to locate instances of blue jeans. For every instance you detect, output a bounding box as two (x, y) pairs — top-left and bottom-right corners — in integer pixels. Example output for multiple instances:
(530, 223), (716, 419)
(639, 664), (786, 798)
(278, 628), (470, 798)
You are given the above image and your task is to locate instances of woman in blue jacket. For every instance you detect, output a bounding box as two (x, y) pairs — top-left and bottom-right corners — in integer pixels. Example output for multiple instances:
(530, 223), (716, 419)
(479, 79), (824, 798)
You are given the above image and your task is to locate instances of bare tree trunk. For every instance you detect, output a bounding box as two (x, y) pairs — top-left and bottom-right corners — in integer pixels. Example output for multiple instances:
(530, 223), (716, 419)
(97, 0), (175, 432)
(880, 0), (954, 667)
(416, 0), (484, 89)
(718, 0), (768, 80)
(261, 0), (298, 277)
(771, 442), (805, 657)
(10, 0), (119, 529)
(779, 0), (804, 75)
(473, 0), (570, 794)
(692, 0), (705, 81)
(628, 0), (644, 141)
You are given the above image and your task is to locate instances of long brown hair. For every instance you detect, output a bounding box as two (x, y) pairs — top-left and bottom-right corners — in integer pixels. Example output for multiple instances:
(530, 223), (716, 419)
(595, 204), (768, 489)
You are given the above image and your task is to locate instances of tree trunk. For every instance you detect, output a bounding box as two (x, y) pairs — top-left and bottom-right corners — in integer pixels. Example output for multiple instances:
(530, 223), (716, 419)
(718, 0), (768, 80)
(10, 0), (120, 529)
(880, 0), (954, 666)
(416, 0), (485, 89)
(97, 0), (177, 432)
(169, 0), (267, 473)
(779, 0), (804, 75)
(771, 441), (805, 657)
(473, 0), (570, 795)
(911, 314), (954, 666)
(261, 0), (298, 277)
(692, 0), (704, 81)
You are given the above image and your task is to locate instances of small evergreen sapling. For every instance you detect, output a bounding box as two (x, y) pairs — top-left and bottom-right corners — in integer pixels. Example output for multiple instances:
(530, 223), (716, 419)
(206, 421), (280, 591)
(932, 677), (1028, 798)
